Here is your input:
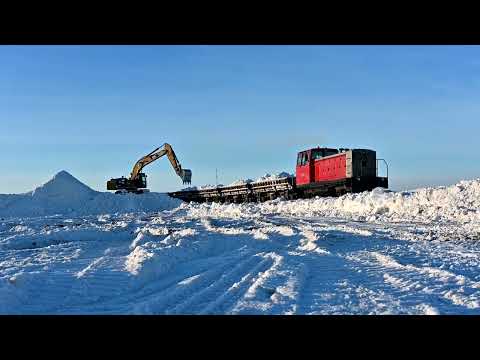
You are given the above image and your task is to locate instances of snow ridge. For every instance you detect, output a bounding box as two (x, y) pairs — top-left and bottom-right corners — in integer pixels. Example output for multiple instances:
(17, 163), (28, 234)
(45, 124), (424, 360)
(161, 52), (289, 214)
(187, 178), (480, 235)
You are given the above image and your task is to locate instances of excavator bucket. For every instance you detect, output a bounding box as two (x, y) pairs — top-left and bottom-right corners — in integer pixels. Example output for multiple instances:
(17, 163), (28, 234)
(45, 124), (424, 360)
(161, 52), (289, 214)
(181, 169), (192, 185)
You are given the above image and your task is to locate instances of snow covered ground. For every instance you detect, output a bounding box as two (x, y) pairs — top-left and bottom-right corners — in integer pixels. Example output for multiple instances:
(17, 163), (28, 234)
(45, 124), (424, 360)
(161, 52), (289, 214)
(1, 171), (480, 314)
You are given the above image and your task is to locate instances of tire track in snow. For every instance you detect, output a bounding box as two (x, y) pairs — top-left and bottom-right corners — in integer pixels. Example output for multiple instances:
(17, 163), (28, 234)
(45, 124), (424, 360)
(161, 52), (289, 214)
(344, 251), (480, 313)
(229, 254), (307, 315)
(115, 252), (249, 314)
(198, 253), (278, 315)
(165, 252), (273, 315)
(295, 253), (356, 314)
(277, 220), (420, 314)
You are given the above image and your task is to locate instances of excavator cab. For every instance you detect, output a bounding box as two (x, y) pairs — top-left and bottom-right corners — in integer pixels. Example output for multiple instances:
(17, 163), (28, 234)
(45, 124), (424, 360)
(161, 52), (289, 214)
(135, 173), (147, 188)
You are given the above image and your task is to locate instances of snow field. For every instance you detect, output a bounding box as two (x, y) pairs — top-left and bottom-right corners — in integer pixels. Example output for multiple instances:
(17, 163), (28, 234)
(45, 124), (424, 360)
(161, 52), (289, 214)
(1, 171), (480, 314)
(1, 207), (480, 314)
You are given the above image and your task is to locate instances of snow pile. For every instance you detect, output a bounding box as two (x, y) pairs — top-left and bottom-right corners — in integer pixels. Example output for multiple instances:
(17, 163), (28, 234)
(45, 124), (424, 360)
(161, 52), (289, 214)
(30, 171), (95, 200)
(200, 184), (224, 189)
(228, 179), (254, 186)
(182, 184), (225, 191)
(0, 171), (181, 218)
(187, 179), (480, 228)
(255, 172), (293, 183)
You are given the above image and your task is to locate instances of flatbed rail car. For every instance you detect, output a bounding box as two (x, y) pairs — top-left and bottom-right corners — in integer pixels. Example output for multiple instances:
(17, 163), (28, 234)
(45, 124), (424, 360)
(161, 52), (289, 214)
(168, 147), (388, 203)
(169, 177), (296, 203)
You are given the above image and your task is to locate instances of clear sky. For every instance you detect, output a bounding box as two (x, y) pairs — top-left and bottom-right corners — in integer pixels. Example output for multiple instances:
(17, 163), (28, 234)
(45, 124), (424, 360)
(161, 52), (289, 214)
(1, 45), (479, 193)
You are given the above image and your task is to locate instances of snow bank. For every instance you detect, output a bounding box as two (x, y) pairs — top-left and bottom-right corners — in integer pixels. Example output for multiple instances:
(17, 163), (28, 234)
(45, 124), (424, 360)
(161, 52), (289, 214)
(187, 179), (480, 228)
(0, 171), (181, 219)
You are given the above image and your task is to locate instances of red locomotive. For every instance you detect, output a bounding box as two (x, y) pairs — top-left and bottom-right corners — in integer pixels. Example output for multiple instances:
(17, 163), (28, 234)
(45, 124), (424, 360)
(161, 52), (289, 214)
(295, 147), (388, 198)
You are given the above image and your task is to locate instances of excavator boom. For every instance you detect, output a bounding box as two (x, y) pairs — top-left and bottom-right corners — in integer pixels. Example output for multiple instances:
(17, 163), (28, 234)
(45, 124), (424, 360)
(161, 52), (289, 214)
(107, 143), (192, 193)
(130, 143), (192, 184)
(130, 147), (167, 181)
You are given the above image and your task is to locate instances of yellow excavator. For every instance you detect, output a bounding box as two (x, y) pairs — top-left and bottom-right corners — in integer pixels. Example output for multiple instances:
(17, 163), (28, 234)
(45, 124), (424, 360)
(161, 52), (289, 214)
(107, 143), (192, 194)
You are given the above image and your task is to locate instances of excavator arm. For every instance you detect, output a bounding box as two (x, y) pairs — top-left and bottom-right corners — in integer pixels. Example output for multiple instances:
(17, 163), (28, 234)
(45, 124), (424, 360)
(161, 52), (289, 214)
(130, 143), (192, 184)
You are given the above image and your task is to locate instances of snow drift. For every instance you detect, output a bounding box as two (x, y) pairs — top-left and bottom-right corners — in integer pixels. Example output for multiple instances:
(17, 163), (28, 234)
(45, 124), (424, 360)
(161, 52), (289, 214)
(187, 179), (480, 231)
(0, 171), (181, 218)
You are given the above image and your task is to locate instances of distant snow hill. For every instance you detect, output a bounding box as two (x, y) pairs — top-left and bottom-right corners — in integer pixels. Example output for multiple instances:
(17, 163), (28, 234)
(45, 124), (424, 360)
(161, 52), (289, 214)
(0, 171), (181, 218)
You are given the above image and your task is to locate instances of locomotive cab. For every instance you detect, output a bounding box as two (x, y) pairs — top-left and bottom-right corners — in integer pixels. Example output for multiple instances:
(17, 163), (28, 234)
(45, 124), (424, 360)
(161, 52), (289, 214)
(296, 147), (341, 186)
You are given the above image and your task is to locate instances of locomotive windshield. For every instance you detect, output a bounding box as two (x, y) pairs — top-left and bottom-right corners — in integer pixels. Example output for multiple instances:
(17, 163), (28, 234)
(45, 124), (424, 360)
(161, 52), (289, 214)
(311, 148), (339, 160)
(324, 149), (339, 157)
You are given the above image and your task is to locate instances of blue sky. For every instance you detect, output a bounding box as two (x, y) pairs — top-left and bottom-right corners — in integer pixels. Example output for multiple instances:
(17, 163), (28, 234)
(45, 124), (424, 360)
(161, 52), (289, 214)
(1, 45), (479, 193)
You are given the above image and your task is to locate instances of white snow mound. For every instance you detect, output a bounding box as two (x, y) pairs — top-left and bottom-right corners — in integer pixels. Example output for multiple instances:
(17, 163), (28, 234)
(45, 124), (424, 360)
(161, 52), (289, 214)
(30, 170), (96, 199)
(0, 171), (181, 218)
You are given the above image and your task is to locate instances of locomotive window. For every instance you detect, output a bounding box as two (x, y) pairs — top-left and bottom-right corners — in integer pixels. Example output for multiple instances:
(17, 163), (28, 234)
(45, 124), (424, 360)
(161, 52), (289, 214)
(298, 153), (307, 166)
(297, 153), (302, 166)
(303, 153), (309, 165)
(311, 149), (323, 160)
(324, 149), (339, 157)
